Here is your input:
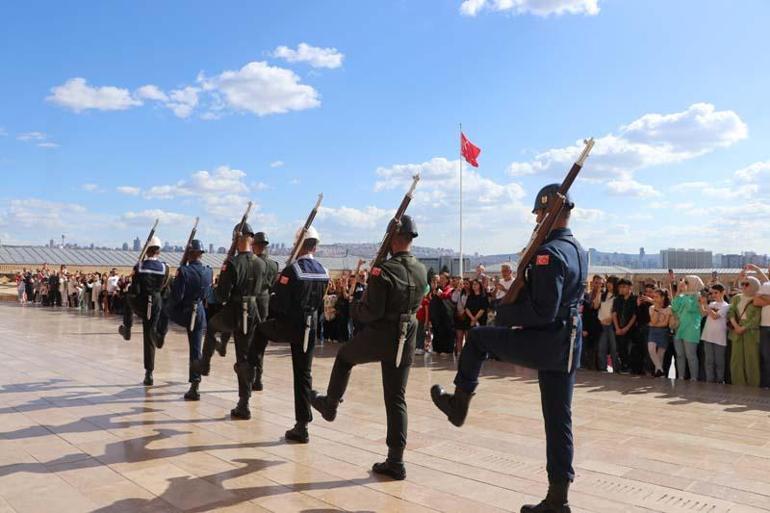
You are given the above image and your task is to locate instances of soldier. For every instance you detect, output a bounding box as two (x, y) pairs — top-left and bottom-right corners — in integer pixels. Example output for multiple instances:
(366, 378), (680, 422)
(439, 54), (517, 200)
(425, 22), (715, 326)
(248, 231), (279, 392)
(163, 240), (213, 401)
(252, 227), (328, 443)
(118, 236), (170, 386)
(311, 215), (427, 479)
(430, 184), (587, 513)
(214, 222), (266, 420)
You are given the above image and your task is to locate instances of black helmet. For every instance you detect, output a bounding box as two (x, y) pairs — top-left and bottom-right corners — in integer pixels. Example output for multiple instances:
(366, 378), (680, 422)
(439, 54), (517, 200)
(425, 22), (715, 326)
(397, 215), (418, 238)
(234, 222), (254, 236)
(253, 232), (269, 245)
(189, 239), (205, 253)
(532, 183), (574, 214)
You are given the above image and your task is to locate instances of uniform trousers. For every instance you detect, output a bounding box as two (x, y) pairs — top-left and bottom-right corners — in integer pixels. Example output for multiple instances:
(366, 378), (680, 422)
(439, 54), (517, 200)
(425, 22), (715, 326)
(186, 313), (205, 383)
(232, 316), (258, 400)
(252, 318), (315, 424)
(201, 303), (230, 364)
(325, 322), (415, 451)
(123, 299), (167, 372)
(454, 325), (578, 483)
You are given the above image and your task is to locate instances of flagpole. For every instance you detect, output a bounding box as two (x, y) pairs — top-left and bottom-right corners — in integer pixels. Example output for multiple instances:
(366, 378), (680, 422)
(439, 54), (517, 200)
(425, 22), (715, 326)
(459, 123), (464, 279)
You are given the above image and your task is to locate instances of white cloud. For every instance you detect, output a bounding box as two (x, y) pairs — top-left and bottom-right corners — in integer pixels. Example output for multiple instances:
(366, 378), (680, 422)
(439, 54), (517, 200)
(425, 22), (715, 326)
(116, 186), (141, 196)
(0, 127), (7, 136)
(17, 131), (47, 141)
(272, 43), (344, 69)
(0, 199), (87, 231)
(460, 0), (600, 17)
(270, 160), (285, 168)
(121, 209), (191, 225)
(81, 183), (101, 192)
(165, 87), (199, 118)
(317, 206), (391, 230)
(144, 165), (249, 199)
(507, 103), (747, 197)
(735, 160), (770, 182)
(47, 77), (142, 112)
(199, 61), (320, 116)
(37, 142), (59, 149)
(135, 84), (168, 102)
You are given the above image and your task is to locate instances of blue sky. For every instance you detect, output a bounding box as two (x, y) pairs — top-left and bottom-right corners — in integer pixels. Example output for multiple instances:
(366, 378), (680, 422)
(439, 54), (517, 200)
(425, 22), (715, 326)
(1, 0), (769, 254)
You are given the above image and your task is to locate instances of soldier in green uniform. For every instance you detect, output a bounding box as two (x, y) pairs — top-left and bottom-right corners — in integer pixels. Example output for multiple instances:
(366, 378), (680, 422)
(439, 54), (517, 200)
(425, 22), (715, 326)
(213, 222), (266, 420)
(311, 215), (428, 479)
(249, 231), (279, 392)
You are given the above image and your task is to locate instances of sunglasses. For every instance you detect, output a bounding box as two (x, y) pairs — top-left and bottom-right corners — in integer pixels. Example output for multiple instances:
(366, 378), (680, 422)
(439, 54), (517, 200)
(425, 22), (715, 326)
(741, 282), (750, 287)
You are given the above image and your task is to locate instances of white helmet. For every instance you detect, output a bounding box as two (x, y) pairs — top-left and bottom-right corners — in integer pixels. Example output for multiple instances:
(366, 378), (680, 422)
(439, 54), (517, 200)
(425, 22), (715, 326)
(296, 226), (320, 244)
(148, 235), (162, 249)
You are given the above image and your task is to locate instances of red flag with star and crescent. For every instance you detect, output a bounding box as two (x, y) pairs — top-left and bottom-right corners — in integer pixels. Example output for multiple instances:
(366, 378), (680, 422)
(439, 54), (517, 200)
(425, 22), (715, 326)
(460, 132), (481, 167)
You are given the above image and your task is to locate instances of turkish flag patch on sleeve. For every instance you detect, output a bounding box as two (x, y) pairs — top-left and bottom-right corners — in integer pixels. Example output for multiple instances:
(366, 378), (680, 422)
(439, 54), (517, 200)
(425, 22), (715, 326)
(536, 254), (550, 266)
(279, 275), (290, 285)
(371, 267), (381, 277)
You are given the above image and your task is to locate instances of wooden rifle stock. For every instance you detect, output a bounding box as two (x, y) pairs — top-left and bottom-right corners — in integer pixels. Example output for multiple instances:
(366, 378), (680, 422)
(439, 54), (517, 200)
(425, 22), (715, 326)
(371, 174), (420, 269)
(224, 202), (253, 267)
(286, 194), (323, 266)
(500, 138), (595, 305)
(136, 219), (160, 264)
(347, 258), (366, 298)
(179, 217), (200, 267)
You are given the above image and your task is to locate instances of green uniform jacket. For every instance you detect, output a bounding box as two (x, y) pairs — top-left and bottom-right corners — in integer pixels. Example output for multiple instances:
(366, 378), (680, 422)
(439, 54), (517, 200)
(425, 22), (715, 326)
(214, 252), (266, 330)
(257, 254), (279, 319)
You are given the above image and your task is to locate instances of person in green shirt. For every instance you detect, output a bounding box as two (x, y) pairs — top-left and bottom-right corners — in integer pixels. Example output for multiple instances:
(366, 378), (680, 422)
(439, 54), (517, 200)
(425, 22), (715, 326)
(671, 275), (704, 380)
(728, 276), (762, 387)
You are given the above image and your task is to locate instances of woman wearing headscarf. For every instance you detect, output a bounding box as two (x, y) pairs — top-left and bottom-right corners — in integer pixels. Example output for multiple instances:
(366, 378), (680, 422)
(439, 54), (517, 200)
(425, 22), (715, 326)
(671, 275), (704, 380)
(728, 276), (762, 387)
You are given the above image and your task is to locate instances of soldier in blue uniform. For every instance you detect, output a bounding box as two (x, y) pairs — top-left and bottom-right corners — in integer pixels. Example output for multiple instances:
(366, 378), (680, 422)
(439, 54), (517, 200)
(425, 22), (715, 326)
(251, 226), (329, 443)
(163, 239), (213, 401)
(431, 184), (587, 513)
(119, 236), (170, 386)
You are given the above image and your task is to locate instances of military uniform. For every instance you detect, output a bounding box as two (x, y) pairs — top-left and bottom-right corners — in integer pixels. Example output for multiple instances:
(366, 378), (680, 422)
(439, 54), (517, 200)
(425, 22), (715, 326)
(163, 240), (213, 400)
(431, 185), (587, 513)
(252, 250), (328, 440)
(312, 216), (427, 478)
(214, 240), (266, 417)
(120, 249), (170, 386)
(248, 233), (279, 390)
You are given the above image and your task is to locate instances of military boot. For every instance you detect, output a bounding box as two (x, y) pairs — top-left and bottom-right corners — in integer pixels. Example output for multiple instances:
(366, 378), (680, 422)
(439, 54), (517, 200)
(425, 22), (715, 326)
(190, 359), (210, 377)
(430, 384), (474, 427)
(143, 371), (153, 386)
(372, 447), (406, 480)
(284, 423), (309, 444)
(184, 382), (200, 401)
(230, 399), (251, 420)
(310, 390), (341, 422)
(216, 338), (227, 357)
(118, 325), (131, 341)
(520, 481), (571, 513)
(251, 377), (263, 392)
(153, 331), (166, 349)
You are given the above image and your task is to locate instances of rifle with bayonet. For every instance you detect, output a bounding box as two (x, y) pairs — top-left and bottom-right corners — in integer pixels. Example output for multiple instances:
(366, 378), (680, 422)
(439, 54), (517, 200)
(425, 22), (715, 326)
(136, 218), (160, 264)
(179, 217), (200, 267)
(370, 174), (420, 368)
(130, 218), (159, 321)
(225, 202), (253, 269)
(499, 138), (595, 307)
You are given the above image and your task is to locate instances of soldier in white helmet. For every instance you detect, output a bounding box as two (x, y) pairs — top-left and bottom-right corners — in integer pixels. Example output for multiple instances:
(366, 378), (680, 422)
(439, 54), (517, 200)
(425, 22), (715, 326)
(119, 235), (170, 386)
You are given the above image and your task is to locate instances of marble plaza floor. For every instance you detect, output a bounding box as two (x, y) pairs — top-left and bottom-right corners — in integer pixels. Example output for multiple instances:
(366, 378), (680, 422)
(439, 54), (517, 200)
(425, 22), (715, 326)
(1, 304), (770, 513)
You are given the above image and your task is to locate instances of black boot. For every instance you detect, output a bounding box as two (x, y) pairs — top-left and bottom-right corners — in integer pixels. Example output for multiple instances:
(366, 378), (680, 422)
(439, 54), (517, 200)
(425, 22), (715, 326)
(190, 358), (210, 377)
(230, 399), (251, 420)
(153, 331), (166, 349)
(251, 378), (263, 392)
(430, 384), (474, 427)
(216, 338), (227, 357)
(310, 390), (341, 422)
(143, 371), (153, 386)
(285, 423), (309, 443)
(520, 481), (571, 513)
(372, 447), (406, 480)
(184, 382), (200, 401)
(118, 325), (131, 341)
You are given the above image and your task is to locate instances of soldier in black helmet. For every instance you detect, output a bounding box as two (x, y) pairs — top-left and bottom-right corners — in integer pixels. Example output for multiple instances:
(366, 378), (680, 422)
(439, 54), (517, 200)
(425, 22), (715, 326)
(213, 222), (266, 420)
(430, 184), (587, 513)
(311, 215), (428, 479)
(248, 231), (279, 392)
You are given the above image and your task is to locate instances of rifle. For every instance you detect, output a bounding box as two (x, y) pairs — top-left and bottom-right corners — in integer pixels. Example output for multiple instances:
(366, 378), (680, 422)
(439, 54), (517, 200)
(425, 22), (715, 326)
(370, 174), (420, 368)
(500, 138), (595, 306)
(346, 258), (366, 299)
(371, 174), (420, 270)
(136, 219), (160, 264)
(179, 217), (200, 267)
(287, 194), (323, 267)
(225, 202), (253, 267)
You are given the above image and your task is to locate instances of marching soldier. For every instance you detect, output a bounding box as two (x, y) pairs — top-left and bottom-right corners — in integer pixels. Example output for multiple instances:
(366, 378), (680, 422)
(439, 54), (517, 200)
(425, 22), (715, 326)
(248, 232), (279, 391)
(118, 235), (170, 386)
(252, 227), (328, 443)
(311, 215), (427, 479)
(214, 223), (265, 420)
(163, 240), (213, 401)
(430, 184), (587, 513)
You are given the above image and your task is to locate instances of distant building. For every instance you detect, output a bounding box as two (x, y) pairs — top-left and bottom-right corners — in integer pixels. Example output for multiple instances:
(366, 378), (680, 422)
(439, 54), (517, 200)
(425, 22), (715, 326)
(660, 248), (712, 269)
(721, 254), (742, 268)
(121, 242), (129, 251)
(132, 237), (141, 251)
(217, 247), (226, 254)
(49, 239), (55, 248)
(208, 243), (214, 254)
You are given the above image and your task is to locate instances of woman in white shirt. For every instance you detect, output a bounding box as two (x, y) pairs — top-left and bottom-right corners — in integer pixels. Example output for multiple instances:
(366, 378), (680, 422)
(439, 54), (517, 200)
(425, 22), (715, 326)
(700, 283), (730, 383)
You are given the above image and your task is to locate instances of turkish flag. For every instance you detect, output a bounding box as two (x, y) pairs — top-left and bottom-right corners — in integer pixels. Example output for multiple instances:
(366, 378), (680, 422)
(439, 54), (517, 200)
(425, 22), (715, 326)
(461, 132), (481, 167)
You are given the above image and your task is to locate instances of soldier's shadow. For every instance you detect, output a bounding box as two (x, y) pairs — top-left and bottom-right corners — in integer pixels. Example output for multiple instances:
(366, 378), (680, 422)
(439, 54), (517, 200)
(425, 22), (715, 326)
(85, 457), (380, 513)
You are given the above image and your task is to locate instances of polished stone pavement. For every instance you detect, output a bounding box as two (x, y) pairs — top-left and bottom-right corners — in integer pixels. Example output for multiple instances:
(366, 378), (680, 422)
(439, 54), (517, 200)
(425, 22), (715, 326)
(1, 303), (770, 513)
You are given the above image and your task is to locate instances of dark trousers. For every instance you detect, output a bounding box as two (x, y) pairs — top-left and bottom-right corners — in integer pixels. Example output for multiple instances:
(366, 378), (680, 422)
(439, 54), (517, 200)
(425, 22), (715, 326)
(253, 318), (315, 424)
(760, 327), (770, 388)
(123, 301), (167, 372)
(454, 326), (577, 482)
(233, 320), (258, 400)
(325, 323), (414, 451)
(185, 315), (205, 383)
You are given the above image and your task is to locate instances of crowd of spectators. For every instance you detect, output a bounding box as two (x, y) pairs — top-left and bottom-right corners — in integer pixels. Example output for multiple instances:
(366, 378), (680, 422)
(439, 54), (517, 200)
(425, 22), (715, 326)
(14, 265), (129, 313)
